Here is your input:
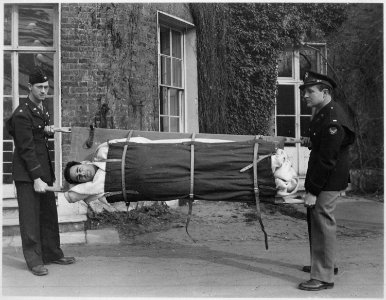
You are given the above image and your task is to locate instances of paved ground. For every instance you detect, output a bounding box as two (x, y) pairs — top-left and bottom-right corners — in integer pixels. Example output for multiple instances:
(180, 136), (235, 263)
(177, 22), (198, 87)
(2, 195), (384, 298)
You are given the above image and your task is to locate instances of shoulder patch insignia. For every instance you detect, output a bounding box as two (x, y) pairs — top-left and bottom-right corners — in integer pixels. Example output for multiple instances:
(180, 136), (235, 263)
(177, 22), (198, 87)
(329, 127), (338, 135)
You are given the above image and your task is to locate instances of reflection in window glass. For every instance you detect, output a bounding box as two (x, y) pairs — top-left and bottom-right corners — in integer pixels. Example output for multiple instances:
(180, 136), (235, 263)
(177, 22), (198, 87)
(160, 116), (169, 132)
(4, 5), (12, 45)
(4, 53), (12, 95)
(18, 52), (54, 95)
(172, 30), (181, 58)
(172, 58), (182, 87)
(160, 26), (170, 55)
(277, 116), (295, 137)
(161, 56), (171, 85)
(300, 49), (317, 79)
(18, 4), (54, 47)
(277, 51), (292, 77)
(170, 117), (179, 132)
(169, 89), (179, 116)
(277, 85), (295, 115)
(159, 87), (168, 115)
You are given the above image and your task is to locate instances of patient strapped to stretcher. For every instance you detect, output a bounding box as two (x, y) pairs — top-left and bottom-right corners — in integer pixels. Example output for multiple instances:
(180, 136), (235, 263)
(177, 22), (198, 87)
(63, 137), (299, 204)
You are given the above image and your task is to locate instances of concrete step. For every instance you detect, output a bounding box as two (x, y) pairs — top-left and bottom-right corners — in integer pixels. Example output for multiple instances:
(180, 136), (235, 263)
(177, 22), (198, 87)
(3, 214), (87, 236)
(3, 228), (120, 247)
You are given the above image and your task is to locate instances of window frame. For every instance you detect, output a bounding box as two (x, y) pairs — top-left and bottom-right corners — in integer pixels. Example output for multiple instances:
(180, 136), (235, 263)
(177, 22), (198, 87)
(276, 44), (328, 140)
(157, 11), (194, 133)
(2, 3), (61, 198)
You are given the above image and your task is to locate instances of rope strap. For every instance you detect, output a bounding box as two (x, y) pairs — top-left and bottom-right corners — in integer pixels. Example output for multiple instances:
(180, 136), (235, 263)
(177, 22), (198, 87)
(185, 133), (197, 243)
(121, 130), (133, 206)
(253, 137), (269, 250)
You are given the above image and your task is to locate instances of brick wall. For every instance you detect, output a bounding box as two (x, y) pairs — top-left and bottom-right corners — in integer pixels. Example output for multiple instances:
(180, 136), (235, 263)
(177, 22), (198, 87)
(60, 3), (193, 163)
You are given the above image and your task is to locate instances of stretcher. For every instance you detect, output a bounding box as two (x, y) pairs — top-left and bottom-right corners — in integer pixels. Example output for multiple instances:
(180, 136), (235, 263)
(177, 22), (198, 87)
(50, 126), (303, 249)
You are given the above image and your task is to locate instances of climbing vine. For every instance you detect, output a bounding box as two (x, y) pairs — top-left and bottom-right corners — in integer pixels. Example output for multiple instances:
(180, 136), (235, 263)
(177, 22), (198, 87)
(190, 3), (347, 135)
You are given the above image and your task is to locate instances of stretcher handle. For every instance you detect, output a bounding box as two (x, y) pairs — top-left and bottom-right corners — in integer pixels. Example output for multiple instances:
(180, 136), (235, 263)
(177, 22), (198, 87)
(45, 186), (65, 192)
(284, 137), (302, 144)
(53, 127), (71, 133)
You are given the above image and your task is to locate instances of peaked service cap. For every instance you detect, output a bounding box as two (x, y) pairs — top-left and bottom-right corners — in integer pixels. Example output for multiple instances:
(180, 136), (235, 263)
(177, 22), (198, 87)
(29, 67), (49, 85)
(299, 70), (337, 90)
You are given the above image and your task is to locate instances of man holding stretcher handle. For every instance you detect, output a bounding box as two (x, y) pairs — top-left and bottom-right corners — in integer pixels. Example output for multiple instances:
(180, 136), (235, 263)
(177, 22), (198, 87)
(6, 68), (75, 276)
(298, 71), (355, 291)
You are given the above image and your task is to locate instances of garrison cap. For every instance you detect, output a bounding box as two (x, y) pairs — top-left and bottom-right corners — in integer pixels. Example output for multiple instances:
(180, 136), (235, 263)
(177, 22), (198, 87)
(299, 71), (337, 90)
(29, 67), (49, 85)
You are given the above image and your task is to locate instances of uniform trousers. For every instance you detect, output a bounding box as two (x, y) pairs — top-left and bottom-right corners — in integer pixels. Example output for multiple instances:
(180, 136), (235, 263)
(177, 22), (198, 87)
(308, 190), (341, 283)
(15, 181), (64, 269)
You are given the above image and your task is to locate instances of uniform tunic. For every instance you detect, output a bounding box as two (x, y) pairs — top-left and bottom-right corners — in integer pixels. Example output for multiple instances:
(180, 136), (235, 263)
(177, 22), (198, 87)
(6, 97), (63, 268)
(305, 100), (355, 283)
(305, 100), (355, 195)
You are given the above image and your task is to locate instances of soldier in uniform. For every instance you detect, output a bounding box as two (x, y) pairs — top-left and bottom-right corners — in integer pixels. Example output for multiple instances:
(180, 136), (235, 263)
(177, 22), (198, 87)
(298, 71), (355, 291)
(6, 68), (75, 276)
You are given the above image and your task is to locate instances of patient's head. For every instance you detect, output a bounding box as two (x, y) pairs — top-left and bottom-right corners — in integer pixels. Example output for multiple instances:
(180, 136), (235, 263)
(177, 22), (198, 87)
(64, 161), (97, 184)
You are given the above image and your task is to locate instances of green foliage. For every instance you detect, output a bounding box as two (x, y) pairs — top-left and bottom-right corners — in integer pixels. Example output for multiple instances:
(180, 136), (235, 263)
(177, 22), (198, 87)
(190, 3), (348, 135)
(327, 4), (383, 191)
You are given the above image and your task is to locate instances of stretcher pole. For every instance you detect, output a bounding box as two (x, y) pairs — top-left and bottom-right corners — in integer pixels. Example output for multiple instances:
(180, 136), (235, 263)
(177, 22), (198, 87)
(45, 186), (64, 192)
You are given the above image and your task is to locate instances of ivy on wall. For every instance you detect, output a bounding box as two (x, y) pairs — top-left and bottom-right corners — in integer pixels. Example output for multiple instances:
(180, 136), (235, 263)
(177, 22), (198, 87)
(190, 3), (347, 135)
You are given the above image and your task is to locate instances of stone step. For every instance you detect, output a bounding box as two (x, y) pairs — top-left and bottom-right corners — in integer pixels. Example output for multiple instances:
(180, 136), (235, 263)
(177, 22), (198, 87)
(3, 214), (87, 236)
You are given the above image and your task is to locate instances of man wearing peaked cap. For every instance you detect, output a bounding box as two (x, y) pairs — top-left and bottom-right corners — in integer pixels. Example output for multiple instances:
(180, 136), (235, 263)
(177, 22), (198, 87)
(6, 67), (75, 276)
(298, 71), (355, 291)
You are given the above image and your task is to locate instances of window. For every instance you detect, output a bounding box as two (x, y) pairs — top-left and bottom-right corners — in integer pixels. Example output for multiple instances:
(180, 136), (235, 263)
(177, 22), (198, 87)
(276, 44), (327, 177)
(276, 44), (327, 140)
(158, 14), (187, 133)
(3, 4), (59, 196)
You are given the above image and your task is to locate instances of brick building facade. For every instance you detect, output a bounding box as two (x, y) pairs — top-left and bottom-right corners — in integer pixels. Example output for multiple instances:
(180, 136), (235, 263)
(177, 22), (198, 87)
(3, 2), (198, 244)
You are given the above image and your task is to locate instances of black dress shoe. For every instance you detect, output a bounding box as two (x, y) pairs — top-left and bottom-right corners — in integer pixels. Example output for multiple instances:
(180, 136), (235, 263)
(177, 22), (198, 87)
(302, 265), (338, 275)
(50, 257), (76, 265)
(298, 279), (334, 291)
(30, 265), (48, 276)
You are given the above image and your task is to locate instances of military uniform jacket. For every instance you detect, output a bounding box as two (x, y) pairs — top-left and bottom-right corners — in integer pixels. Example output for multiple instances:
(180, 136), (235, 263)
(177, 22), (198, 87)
(305, 100), (355, 196)
(7, 97), (55, 183)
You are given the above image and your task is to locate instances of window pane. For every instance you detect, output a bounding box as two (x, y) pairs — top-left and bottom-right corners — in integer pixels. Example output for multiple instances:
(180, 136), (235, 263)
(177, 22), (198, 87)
(300, 116), (311, 137)
(170, 117), (179, 132)
(161, 56), (171, 85)
(172, 30), (182, 58)
(3, 97), (13, 139)
(18, 4), (54, 47)
(3, 174), (13, 184)
(4, 52), (12, 95)
(160, 26), (170, 55)
(277, 116), (295, 137)
(160, 116), (169, 132)
(4, 5), (12, 45)
(277, 85), (295, 115)
(159, 87), (168, 115)
(19, 52), (54, 95)
(172, 58), (182, 87)
(300, 49), (318, 79)
(277, 51), (292, 77)
(3, 141), (13, 184)
(169, 89), (179, 116)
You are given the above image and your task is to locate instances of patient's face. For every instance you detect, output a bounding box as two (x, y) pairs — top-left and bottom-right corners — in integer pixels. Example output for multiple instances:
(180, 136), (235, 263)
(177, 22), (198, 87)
(69, 164), (96, 183)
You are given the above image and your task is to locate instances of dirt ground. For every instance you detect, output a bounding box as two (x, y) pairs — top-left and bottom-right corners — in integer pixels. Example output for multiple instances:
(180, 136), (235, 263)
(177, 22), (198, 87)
(3, 197), (383, 298)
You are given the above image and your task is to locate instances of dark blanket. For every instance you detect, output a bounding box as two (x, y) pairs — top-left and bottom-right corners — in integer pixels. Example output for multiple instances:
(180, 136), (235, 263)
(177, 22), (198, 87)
(104, 139), (277, 203)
